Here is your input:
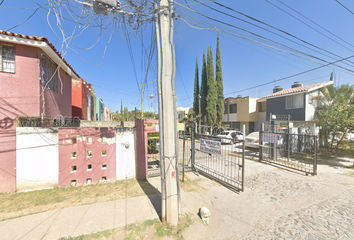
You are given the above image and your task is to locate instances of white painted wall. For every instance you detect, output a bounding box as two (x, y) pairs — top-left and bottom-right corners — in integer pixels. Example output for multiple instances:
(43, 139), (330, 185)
(222, 114), (228, 122)
(255, 112), (267, 131)
(16, 127), (59, 191)
(229, 113), (237, 122)
(249, 98), (257, 113)
(116, 128), (136, 180)
(305, 91), (317, 121)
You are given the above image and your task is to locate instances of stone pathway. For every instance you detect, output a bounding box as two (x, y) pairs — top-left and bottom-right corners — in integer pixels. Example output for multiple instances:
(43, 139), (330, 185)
(245, 193), (354, 239)
(239, 166), (354, 240)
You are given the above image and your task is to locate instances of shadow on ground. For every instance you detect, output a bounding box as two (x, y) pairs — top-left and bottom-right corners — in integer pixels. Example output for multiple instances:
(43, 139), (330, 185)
(137, 179), (162, 220)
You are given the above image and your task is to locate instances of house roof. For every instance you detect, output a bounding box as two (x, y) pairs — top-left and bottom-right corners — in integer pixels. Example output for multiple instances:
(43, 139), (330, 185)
(263, 81), (333, 99)
(0, 30), (80, 79)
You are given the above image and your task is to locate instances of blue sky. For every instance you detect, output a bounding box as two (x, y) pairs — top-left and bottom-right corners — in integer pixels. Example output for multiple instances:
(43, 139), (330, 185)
(1, 0), (354, 113)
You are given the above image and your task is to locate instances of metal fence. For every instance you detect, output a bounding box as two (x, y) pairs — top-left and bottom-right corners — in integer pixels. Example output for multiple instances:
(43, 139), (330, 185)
(147, 135), (161, 177)
(259, 128), (317, 175)
(184, 122), (245, 192)
(17, 116), (80, 127)
(147, 131), (193, 178)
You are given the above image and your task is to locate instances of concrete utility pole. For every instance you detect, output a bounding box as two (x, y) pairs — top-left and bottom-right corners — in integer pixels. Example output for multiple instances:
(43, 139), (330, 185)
(159, 0), (179, 226)
(74, 0), (179, 226)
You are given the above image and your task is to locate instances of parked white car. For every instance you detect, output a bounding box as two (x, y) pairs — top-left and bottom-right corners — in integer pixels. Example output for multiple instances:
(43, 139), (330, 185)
(217, 130), (244, 144)
(245, 132), (260, 149)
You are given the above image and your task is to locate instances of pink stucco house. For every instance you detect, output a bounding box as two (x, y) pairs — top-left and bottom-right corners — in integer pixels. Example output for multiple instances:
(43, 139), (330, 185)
(0, 30), (80, 192)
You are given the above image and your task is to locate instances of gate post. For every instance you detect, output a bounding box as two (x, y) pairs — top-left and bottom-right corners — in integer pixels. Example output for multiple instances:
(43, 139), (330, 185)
(242, 140), (245, 192)
(191, 122), (195, 171)
(259, 123), (264, 162)
(314, 135), (317, 175)
(182, 126), (186, 182)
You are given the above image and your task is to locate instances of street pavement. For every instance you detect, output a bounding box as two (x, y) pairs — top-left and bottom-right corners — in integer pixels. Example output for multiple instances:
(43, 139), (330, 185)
(1, 156), (354, 240)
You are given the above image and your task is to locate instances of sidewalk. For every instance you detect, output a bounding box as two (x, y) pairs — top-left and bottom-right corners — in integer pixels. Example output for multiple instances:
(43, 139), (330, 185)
(1, 163), (354, 240)
(0, 177), (169, 240)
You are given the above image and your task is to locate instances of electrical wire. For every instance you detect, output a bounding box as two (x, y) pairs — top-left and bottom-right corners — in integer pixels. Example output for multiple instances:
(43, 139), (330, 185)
(265, 0), (354, 54)
(175, 3), (354, 73)
(276, 0), (354, 50)
(225, 54), (354, 96)
(6, 6), (41, 31)
(336, 0), (354, 16)
(206, 0), (354, 65)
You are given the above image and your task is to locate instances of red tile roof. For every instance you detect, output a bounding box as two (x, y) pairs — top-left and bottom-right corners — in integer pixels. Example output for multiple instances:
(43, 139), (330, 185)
(263, 81), (333, 99)
(0, 30), (81, 79)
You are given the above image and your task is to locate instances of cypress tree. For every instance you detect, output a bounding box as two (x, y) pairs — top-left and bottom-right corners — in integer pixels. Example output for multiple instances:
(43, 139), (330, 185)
(200, 51), (208, 121)
(215, 32), (225, 123)
(193, 57), (200, 116)
(120, 99), (123, 115)
(206, 46), (217, 127)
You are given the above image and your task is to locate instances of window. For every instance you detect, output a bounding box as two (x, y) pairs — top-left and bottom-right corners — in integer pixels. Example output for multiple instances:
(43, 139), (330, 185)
(87, 137), (92, 144)
(224, 105), (228, 114)
(87, 151), (92, 157)
(71, 166), (77, 173)
(87, 164), (92, 171)
(71, 152), (77, 159)
(286, 94), (304, 109)
(0, 44), (15, 73)
(102, 163), (107, 169)
(102, 150), (107, 156)
(41, 53), (58, 92)
(71, 138), (77, 145)
(230, 104), (237, 113)
(258, 102), (266, 112)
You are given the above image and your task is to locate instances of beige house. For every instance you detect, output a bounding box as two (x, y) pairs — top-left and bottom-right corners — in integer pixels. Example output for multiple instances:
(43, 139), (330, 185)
(222, 96), (260, 134)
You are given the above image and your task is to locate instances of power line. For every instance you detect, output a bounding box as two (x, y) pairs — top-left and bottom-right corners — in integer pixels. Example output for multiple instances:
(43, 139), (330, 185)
(176, 2), (354, 73)
(266, 0), (354, 53)
(210, 0), (354, 64)
(225, 54), (354, 96)
(276, 0), (354, 50)
(176, 60), (191, 100)
(336, 0), (354, 16)
(6, 6), (41, 31)
(177, 15), (354, 76)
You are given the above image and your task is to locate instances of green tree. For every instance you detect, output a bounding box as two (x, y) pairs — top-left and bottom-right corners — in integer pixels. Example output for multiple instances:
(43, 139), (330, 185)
(215, 32), (224, 123)
(120, 99), (123, 114)
(200, 51), (208, 121)
(193, 57), (200, 117)
(206, 46), (217, 129)
(313, 83), (354, 149)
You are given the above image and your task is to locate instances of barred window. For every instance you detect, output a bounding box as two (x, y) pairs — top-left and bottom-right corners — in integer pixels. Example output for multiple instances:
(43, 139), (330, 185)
(0, 44), (15, 73)
(41, 53), (58, 93)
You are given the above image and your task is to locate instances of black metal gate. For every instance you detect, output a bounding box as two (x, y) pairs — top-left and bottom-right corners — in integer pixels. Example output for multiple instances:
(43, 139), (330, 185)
(147, 134), (161, 177)
(259, 124), (317, 175)
(184, 124), (245, 192)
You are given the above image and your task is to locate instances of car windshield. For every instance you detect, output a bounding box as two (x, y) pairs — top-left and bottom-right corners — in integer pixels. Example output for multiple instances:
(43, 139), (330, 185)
(219, 132), (229, 136)
(247, 132), (259, 138)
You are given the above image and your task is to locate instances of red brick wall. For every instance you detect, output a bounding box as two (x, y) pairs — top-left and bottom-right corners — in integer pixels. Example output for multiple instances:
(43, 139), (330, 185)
(58, 128), (116, 187)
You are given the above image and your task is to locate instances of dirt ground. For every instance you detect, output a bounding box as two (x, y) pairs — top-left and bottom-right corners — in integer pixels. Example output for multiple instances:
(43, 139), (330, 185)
(179, 152), (354, 239)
